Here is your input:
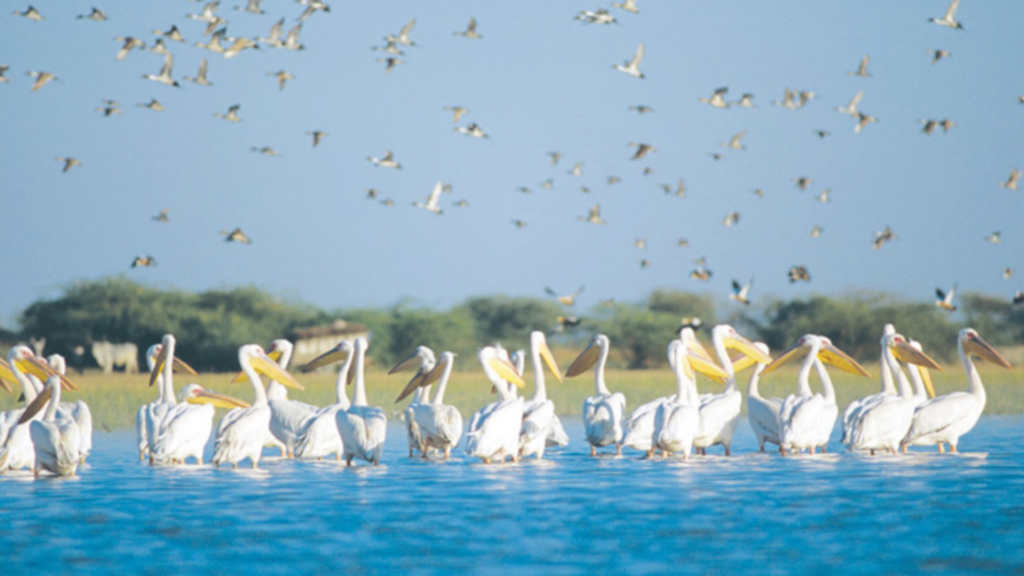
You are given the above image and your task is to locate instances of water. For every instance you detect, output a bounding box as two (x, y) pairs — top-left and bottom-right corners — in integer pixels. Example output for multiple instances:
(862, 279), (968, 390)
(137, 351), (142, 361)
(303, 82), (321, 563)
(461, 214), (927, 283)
(2, 417), (1023, 574)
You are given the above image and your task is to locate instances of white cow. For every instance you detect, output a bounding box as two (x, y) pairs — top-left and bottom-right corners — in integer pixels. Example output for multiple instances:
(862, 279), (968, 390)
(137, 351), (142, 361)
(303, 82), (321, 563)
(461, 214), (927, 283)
(91, 341), (139, 374)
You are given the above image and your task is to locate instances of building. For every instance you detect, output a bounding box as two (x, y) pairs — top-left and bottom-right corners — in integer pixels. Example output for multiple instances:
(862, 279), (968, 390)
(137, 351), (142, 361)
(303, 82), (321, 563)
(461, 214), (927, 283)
(287, 319), (370, 367)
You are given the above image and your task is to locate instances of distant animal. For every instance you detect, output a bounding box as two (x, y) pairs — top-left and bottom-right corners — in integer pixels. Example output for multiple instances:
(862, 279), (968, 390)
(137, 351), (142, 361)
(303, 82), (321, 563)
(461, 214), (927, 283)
(91, 341), (139, 374)
(221, 227), (251, 244)
(936, 285), (957, 311)
(788, 266), (811, 283)
(929, 0), (963, 30)
(131, 255), (157, 268)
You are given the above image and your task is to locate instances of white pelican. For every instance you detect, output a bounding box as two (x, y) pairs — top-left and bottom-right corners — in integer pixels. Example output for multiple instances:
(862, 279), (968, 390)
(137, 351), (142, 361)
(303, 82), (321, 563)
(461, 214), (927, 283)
(136, 343), (163, 460)
(764, 335), (870, 455)
(137, 336), (199, 462)
(653, 342), (714, 458)
(45, 354), (93, 462)
(153, 383), (250, 465)
(907, 340), (938, 407)
(390, 345), (437, 457)
(20, 376), (80, 476)
(294, 340), (354, 460)
(0, 346), (76, 473)
(465, 346), (527, 464)
(743, 342), (782, 452)
(262, 339), (317, 458)
(212, 345), (303, 468)
(847, 331), (942, 454)
(567, 334), (626, 456)
(519, 331), (563, 460)
(841, 324), (899, 446)
(903, 329), (1012, 452)
(304, 337), (386, 466)
(411, 351), (464, 459)
(694, 325), (773, 456)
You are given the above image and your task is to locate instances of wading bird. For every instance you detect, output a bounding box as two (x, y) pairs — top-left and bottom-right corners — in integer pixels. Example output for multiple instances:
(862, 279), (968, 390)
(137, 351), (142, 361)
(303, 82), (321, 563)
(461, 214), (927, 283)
(465, 346), (527, 463)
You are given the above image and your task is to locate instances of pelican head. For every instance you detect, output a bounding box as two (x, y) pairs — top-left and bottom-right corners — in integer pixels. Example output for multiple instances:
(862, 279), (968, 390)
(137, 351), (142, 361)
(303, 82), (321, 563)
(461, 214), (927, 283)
(10, 344), (77, 391)
(148, 334), (199, 387)
(392, 345), (437, 403)
(960, 328), (1012, 368)
(479, 346), (526, 389)
(883, 332), (943, 371)
(301, 339), (355, 373)
(762, 334), (870, 377)
(240, 344), (304, 390)
(565, 334), (608, 378)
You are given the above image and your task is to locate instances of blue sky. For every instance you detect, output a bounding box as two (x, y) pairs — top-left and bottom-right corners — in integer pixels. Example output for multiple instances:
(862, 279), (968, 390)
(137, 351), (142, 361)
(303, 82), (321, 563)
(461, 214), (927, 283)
(1, 1), (1021, 328)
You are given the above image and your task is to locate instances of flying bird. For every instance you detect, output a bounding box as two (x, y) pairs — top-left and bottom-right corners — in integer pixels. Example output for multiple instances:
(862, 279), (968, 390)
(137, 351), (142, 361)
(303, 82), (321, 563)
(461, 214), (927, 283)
(935, 285), (957, 311)
(723, 212), (740, 227)
(545, 286), (584, 306)
(810, 225), (823, 238)
(555, 316), (582, 331)
(214, 104), (241, 122)
(661, 179), (685, 198)
(307, 131), (327, 147)
(929, 0), (963, 30)
(639, 259), (651, 269)
(142, 53), (179, 87)
(577, 9), (617, 25)
(633, 238), (647, 250)
(184, 58), (212, 86)
(444, 106), (469, 123)
(793, 177), (811, 191)
(613, 43), (645, 79)
(628, 105), (654, 114)
(77, 8), (107, 21)
(612, 0), (639, 13)
(95, 100), (122, 117)
(454, 17), (481, 39)
(854, 112), (878, 133)
(1004, 268), (1014, 280)
(297, 0), (329, 21)
(928, 49), (951, 64)
(722, 130), (747, 150)
(1014, 292), (1024, 305)
(455, 122), (488, 138)
(154, 24), (186, 43)
(734, 93), (755, 108)
(367, 150), (401, 169)
(788, 266), (811, 283)
(152, 209), (170, 223)
(730, 279), (753, 305)
(268, 70), (294, 90)
(221, 228), (252, 244)
(56, 157), (81, 172)
(835, 91), (864, 117)
(138, 99), (165, 111)
(690, 263), (712, 281)
(27, 70), (57, 91)
(413, 182), (445, 215)
(567, 162), (583, 177)
(817, 189), (830, 203)
(579, 204), (606, 225)
(849, 55), (871, 77)
(387, 18), (417, 47)
(131, 255), (157, 268)
(511, 219), (527, 228)
(377, 57), (404, 73)
(547, 151), (562, 165)
(284, 24), (307, 50)
(999, 168), (1020, 191)
(629, 142), (655, 160)
(985, 231), (1002, 244)
(814, 130), (830, 138)
(873, 225), (895, 250)
(13, 6), (43, 21)
(251, 146), (281, 157)
(116, 37), (146, 60)
(699, 86), (729, 109)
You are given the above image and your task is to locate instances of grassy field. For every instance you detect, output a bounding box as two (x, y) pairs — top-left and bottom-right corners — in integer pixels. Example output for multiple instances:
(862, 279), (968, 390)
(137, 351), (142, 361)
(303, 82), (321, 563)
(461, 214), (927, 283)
(1, 362), (1021, 432)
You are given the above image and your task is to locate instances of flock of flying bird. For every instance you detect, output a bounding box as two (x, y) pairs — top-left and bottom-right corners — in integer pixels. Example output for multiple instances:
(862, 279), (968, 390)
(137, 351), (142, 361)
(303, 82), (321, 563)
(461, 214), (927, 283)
(7, 0), (1020, 312)
(0, 318), (1011, 476)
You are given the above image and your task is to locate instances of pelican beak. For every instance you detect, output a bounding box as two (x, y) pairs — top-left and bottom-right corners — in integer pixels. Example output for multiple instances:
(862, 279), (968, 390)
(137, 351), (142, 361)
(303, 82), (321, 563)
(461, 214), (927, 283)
(149, 345), (169, 387)
(395, 370), (429, 403)
(724, 334), (773, 365)
(688, 353), (730, 383)
(388, 351), (423, 374)
(17, 383), (53, 425)
(684, 336), (716, 364)
(173, 356), (199, 375)
(964, 334), (1012, 368)
(16, 357), (78, 391)
(918, 365), (937, 399)
(818, 343), (871, 377)
(892, 341), (943, 371)
(760, 342), (810, 375)
(0, 360), (16, 393)
(252, 352), (304, 390)
(187, 390), (251, 409)
(490, 356), (526, 389)
(540, 341), (563, 383)
(300, 345), (349, 373)
(565, 341), (600, 378)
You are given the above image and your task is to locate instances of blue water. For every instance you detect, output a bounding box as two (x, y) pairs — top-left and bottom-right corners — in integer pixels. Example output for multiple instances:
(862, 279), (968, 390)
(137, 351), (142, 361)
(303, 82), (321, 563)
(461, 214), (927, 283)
(2, 417), (1023, 575)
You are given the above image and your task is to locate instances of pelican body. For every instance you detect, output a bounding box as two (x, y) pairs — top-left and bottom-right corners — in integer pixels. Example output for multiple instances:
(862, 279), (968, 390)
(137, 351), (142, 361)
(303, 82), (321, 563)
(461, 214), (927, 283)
(519, 332), (563, 460)
(294, 340), (354, 460)
(568, 334), (626, 456)
(465, 347), (527, 464)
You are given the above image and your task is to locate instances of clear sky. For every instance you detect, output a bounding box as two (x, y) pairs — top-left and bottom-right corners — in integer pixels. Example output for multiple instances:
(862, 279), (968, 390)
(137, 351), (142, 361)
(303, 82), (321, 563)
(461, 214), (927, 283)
(1, 1), (1021, 329)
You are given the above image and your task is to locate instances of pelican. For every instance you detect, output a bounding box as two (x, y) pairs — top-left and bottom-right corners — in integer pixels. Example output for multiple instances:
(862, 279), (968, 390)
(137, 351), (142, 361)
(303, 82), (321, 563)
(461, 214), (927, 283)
(613, 43), (645, 79)
(246, 339), (317, 458)
(304, 337), (386, 466)
(390, 345), (437, 457)
(903, 329), (1012, 452)
(567, 334), (626, 456)
(212, 345), (303, 468)
(46, 354), (94, 463)
(743, 343), (781, 451)
(0, 346), (75, 473)
(294, 340), (354, 460)
(519, 332), (563, 460)
(764, 335), (870, 455)
(847, 332), (943, 454)
(409, 351), (464, 459)
(148, 341), (248, 468)
(465, 346), (527, 464)
(841, 324), (898, 446)
(653, 341), (728, 458)
(20, 376), (80, 476)
(693, 325), (772, 456)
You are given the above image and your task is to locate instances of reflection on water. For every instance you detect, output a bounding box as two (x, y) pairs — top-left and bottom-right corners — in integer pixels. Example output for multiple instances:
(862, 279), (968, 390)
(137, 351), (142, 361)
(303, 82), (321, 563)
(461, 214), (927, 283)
(1, 417), (1023, 574)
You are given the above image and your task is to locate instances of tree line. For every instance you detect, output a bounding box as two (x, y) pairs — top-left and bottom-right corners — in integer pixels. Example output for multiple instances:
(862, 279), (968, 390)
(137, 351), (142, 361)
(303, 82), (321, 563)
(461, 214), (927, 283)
(9, 276), (1023, 372)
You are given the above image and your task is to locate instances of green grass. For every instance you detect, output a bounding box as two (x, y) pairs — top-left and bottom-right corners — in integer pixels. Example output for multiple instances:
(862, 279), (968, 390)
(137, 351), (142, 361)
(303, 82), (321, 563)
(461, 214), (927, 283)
(2, 362), (1021, 432)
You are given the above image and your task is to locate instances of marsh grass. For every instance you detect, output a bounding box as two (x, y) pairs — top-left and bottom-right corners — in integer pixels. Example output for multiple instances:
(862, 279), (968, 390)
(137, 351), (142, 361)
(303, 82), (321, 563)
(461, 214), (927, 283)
(1, 362), (1021, 432)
